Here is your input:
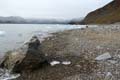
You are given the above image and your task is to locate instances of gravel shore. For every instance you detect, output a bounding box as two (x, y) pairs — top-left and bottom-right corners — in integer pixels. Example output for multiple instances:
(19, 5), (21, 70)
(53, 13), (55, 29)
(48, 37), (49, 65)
(16, 25), (120, 80)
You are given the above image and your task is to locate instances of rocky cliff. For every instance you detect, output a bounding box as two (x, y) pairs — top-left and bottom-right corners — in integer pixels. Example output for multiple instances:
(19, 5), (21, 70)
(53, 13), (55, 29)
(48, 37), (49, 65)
(81, 0), (120, 24)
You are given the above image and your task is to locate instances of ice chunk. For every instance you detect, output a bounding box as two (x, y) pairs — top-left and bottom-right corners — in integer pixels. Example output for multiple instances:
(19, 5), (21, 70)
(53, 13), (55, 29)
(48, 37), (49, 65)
(50, 61), (60, 66)
(0, 31), (6, 36)
(62, 61), (71, 65)
(0, 69), (20, 80)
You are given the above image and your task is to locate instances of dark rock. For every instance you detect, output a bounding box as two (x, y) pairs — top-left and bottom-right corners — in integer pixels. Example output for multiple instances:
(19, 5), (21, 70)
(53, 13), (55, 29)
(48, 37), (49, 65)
(86, 26), (88, 28)
(0, 36), (48, 73)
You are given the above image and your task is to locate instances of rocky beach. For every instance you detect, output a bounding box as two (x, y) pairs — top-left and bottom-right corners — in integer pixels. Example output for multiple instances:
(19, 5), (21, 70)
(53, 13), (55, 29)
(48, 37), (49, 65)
(0, 0), (120, 80)
(0, 25), (120, 80)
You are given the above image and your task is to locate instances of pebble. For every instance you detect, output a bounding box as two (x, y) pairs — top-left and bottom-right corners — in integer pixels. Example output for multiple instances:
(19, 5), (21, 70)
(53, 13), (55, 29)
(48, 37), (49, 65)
(75, 65), (81, 68)
(96, 46), (102, 49)
(62, 61), (71, 65)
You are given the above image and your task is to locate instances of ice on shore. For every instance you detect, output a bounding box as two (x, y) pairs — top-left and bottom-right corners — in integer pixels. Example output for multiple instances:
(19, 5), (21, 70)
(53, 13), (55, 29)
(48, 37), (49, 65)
(37, 32), (52, 42)
(0, 69), (20, 80)
(50, 61), (60, 66)
(24, 32), (53, 44)
(0, 31), (6, 36)
(50, 61), (71, 66)
(0, 73), (20, 80)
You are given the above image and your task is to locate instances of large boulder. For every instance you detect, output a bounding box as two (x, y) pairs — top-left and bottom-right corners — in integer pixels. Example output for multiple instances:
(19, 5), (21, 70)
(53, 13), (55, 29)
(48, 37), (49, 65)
(0, 36), (48, 73)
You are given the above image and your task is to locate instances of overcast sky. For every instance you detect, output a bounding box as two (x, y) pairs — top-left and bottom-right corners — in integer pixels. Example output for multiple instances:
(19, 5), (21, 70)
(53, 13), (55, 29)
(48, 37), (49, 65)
(0, 0), (112, 19)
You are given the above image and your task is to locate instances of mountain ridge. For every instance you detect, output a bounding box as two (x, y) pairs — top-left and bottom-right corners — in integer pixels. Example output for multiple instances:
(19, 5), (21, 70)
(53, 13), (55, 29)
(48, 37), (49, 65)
(0, 16), (69, 24)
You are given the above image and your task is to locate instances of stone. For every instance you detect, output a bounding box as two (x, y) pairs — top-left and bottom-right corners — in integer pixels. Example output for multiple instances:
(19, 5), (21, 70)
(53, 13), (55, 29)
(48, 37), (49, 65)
(108, 60), (117, 64)
(95, 52), (112, 61)
(105, 72), (113, 80)
(96, 46), (102, 49)
(62, 61), (71, 65)
(0, 36), (48, 73)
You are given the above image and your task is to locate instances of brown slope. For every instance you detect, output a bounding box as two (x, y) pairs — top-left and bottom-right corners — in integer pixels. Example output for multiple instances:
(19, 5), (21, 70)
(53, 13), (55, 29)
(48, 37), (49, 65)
(81, 0), (120, 24)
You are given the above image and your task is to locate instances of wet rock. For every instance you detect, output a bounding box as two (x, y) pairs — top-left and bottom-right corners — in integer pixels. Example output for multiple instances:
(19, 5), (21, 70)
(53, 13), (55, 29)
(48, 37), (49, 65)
(0, 36), (48, 73)
(86, 26), (88, 28)
(95, 52), (112, 61)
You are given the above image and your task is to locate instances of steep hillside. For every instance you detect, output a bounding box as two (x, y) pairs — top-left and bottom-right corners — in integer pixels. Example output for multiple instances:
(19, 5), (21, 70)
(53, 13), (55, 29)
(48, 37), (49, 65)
(81, 0), (120, 24)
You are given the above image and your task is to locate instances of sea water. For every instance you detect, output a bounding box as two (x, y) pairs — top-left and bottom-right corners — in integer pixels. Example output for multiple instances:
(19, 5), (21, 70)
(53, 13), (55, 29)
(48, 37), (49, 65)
(0, 24), (87, 57)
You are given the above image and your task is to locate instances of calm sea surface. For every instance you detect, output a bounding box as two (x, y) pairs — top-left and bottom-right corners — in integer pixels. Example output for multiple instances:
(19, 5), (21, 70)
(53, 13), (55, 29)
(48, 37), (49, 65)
(0, 24), (86, 57)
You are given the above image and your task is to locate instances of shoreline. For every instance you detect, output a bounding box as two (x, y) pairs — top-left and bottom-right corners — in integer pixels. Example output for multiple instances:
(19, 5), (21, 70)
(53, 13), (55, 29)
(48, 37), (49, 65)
(1, 25), (120, 80)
